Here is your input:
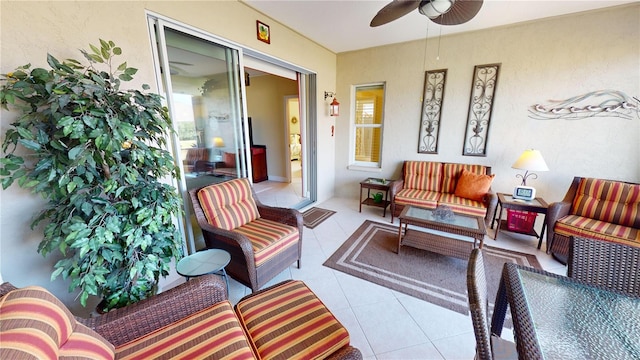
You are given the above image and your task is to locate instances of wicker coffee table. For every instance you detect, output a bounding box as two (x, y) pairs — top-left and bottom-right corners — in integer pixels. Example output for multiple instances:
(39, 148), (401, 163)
(397, 206), (486, 259)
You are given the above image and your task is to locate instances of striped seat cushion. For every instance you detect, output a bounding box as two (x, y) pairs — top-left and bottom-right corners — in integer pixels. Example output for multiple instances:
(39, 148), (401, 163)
(571, 178), (640, 228)
(235, 280), (350, 360)
(437, 193), (487, 217)
(404, 161), (442, 191)
(555, 215), (640, 246)
(0, 286), (115, 360)
(394, 188), (439, 210)
(198, 178), (260, 230)
(116, 301), (256, 360)
(441, 163), (488, 194)
(235, 218), (300, 267)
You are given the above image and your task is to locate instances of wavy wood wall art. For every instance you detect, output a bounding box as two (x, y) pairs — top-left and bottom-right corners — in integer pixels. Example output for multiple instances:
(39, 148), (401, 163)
(528, 90), (639, 120)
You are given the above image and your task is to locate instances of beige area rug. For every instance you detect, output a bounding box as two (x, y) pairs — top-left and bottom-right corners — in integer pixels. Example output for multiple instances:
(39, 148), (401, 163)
(302, 207), (337, 229)
(323, 220), (541, 314)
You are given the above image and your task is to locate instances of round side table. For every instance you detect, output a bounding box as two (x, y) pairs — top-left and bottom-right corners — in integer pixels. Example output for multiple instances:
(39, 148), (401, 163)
(176, 249), (231, 294)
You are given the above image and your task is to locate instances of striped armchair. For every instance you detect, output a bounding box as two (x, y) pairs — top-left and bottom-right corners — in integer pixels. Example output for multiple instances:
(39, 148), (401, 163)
(189, 178), (303, 292)
(547, 177), (640, 264)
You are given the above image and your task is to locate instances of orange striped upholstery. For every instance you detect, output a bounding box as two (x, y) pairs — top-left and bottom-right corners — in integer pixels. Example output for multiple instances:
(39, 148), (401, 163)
(198, 178), (260, 230)
(0, 286), (115, 360)
(555, 214), (639, 246)
(404, 161), (442, 191)
(394, 188), (439, 210)
(235, 218), (300, 267)
(438, 193), (488, 217)
(116, 301), (256, 360)
(235, 281), (350, 360)
(571, 178), (640, 228)
(441, 163), (487, 194)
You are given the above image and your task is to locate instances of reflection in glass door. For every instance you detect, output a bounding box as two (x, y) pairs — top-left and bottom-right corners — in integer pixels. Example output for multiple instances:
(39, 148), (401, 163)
(150, 21), (248, 253)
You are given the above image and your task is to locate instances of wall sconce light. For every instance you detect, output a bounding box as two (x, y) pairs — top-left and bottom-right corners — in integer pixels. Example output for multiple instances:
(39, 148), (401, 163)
(324, 91), (340, 116)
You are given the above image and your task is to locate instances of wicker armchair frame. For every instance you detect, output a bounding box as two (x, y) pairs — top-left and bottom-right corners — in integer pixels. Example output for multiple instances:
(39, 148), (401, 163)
(467, 249), (493, 359)
(389, 162), (498, 226)
(0, 275), (227, 347)
(546, 176), (640, 264)
(568, 236), (640, 296)
(189, 183), (303, 292)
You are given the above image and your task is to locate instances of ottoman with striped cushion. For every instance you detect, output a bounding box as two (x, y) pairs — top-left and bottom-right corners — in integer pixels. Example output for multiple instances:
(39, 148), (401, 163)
(115, 301), (255, 359)
(235, 280), (355, 360)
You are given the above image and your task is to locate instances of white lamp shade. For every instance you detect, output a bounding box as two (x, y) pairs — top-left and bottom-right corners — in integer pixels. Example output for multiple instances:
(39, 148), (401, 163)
(512, 149), (549, 171)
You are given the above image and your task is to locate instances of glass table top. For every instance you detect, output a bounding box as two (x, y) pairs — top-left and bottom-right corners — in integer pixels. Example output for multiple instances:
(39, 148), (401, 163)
(176, 249), (231, 278)
(404, 206), (480, 230)
(518, 268), (640, 359)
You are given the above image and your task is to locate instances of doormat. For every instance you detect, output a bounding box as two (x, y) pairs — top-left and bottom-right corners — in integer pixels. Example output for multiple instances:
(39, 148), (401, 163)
(324, 220), (541, 315)
(302, 207), (336, 229)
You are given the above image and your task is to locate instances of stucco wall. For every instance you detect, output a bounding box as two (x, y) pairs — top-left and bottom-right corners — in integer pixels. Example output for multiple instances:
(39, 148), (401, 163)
(335, 4), (640, 204)
(0, 0), (336, 315)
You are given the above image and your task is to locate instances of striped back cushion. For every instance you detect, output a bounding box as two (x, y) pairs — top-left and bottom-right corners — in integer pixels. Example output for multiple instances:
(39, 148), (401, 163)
(235, 280), (350, 360)
(441, 163), (488, 194)
(403, 161), (443, 191)
(0, 286), (115, 360)
(571, 178), (640, 228)
(198, 178), (260, 230)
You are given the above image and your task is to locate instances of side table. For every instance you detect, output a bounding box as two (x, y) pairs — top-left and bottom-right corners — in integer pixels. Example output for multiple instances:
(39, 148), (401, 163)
(359, 178), (394, 218)
(491, 193), (549, 250)
(176, 249), (231, 294)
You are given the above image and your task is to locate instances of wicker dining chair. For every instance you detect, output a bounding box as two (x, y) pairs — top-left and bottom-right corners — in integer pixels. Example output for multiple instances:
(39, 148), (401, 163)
(568, 236), (640, 296)
(189, 178), (303, 292)
(467, 249), (517, 360)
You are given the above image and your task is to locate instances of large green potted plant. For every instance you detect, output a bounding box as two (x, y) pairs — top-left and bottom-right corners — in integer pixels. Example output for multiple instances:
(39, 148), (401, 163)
(0, 40), (183, 312)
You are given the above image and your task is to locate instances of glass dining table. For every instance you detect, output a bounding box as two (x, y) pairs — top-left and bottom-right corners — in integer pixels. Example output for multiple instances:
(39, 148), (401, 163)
(491, 263), (640, 359)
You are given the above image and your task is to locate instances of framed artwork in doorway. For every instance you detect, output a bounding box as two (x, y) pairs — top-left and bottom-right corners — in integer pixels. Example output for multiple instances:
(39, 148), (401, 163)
(418, 69), (447, 154)
(462, 63), (500, 156)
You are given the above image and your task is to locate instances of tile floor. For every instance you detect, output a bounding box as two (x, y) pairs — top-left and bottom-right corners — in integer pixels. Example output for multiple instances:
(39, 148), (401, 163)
(220, 181), (569, 360)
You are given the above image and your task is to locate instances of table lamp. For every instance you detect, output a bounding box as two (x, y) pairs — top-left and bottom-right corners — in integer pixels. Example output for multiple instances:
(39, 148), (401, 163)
(213, 137), (225, 161)
(511, 149), (549, 200)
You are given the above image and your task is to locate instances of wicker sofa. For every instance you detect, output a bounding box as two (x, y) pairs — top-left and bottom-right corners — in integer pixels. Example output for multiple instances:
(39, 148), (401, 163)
(390, 161), (498, 225)
(546, 176), (640, 264)
(0, 276), (362, 359)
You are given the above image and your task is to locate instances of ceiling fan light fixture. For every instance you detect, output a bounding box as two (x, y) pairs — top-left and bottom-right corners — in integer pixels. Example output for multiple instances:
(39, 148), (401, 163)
(419, 0), (454, 19)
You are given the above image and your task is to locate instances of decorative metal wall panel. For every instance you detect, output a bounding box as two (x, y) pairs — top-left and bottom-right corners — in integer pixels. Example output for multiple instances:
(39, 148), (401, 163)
(418, 69), (447, 154)
(463, 63), (500, 156)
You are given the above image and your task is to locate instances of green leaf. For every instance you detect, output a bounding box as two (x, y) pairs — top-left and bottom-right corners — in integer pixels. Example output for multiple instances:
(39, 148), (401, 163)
(113, 47), (122, 55)
(18, 139), (41, 151)
(68, 146), (83, 160)
(118, 74), (133, 82)
(117, 62), (127, 71)
(124, 67), (138, 76)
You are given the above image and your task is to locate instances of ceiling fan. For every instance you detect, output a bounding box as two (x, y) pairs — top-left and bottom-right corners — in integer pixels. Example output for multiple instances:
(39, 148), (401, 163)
(370, 0), (483, 27)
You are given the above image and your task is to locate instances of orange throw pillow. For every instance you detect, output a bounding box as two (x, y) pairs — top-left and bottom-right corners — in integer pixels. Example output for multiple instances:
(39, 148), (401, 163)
(454, 169), (495, 201)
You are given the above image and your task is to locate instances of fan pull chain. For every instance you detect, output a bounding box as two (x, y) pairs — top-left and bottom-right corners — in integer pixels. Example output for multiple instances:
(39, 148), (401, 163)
(436, 25), (443, 61)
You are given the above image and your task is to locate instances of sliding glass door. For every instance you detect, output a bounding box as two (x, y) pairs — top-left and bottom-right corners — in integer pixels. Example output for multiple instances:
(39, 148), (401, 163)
(149, 18), (249, 253)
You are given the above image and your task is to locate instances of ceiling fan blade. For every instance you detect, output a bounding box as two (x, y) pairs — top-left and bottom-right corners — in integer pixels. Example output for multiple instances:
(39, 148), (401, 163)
(430, 0), (483, 25)
(370, 0), (420, 27)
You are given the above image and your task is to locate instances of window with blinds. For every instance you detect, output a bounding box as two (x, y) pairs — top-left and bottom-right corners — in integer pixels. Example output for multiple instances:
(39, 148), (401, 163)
(353, 83), (385, 167)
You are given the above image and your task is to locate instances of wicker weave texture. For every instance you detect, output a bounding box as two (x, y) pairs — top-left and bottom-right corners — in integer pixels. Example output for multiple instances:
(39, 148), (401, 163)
(467, 249), (493, 360)
(568, 236), (640, 296)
